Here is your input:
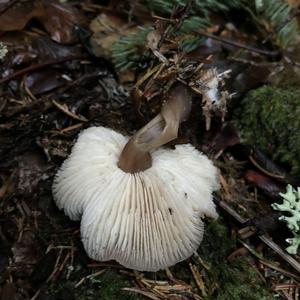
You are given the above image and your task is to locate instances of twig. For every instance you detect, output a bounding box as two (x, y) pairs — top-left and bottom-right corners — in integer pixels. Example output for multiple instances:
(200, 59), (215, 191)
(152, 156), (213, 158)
(189, 263), (207, 297)
(259, 234), (300, 274)
(49, 123), (83, 136)
(122, 287), (161, 300)
(74, 270), (106, 288)
(0, 0), (21, 15)
(194, 29), (280, 57)
(229, 56), (280, 67)
(262, 9), (300, 44)
(274, 284), (300, 290)
(214, 195), (300, 274)
(249, 155), (284, 179)
(47, 249), (63, 282)
(52, 100), (88, 122)
(0, 55), (84, 84)
(260, 260), (300, 281)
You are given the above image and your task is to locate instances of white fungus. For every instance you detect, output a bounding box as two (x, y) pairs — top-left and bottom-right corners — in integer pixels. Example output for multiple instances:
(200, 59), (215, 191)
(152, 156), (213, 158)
(53, 126), (219, 271)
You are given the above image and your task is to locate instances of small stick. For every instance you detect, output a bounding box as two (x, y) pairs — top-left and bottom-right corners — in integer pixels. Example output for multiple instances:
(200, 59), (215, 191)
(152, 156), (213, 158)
(189, 263), (207, 297)
(249, 155), (284, 179)
(52, 100), (88, 122)
(194, 29), (280, 57)
(0, 55), (84, 84)
(0, 0), (20, 15)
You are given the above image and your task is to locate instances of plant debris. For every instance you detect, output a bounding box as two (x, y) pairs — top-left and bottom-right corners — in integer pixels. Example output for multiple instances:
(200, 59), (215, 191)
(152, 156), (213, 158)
(1, 0), (300, 299)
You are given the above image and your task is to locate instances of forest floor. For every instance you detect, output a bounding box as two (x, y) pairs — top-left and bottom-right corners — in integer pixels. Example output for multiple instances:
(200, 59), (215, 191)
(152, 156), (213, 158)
(0, 1), (300, 299)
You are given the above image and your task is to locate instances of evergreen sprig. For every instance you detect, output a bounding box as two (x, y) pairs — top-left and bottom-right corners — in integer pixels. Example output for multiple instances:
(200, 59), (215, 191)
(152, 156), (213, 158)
(255, 0), (299, 47)
(112, 27), (152, 70)
(112, 0), (299, 70)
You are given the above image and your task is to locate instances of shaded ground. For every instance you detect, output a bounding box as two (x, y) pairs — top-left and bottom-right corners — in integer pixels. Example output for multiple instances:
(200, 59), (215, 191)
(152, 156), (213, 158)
(1, 1), (300, 299)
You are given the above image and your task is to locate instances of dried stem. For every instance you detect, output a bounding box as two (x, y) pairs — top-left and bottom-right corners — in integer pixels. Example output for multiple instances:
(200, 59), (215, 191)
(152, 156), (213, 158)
(118, 84), (192, 173)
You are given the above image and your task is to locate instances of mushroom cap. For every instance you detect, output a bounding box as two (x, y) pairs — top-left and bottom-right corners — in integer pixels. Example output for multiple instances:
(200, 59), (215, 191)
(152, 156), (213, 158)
(53, 126), (219, 271)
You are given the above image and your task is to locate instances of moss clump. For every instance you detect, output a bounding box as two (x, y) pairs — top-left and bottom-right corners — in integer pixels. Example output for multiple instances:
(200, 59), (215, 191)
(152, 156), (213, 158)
(198, 220), (273, 300)
(209, 260), (273, 300)
(233, 85), (300, 175)
(47, 270), (143, 300)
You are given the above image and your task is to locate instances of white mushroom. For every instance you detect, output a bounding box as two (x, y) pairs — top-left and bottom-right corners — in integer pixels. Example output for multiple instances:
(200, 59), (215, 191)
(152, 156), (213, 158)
(53, 85), (219, 271)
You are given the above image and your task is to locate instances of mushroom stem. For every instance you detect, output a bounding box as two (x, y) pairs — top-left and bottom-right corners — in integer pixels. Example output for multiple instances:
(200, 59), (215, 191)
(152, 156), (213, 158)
(118, 84), (192, 173)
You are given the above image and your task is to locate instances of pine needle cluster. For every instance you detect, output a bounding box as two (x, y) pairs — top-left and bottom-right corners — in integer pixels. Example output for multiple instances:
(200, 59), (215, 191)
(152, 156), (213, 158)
(111, 0), (300, 70)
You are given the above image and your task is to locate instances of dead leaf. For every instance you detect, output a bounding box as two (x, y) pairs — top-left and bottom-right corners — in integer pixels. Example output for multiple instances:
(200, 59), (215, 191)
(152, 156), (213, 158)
(1, 282), (16, 300)
(244, 170), (283, 200)
(31, 37), (81, 60)
(0, 0), (87, 44)
(89, 13), (139, 59)
(12, 231), (43, 265)
(24, 68), (67, 95)
(210, 123), (240, 158)
(40, 1), (87, 44)
(0, 0), (44, 32)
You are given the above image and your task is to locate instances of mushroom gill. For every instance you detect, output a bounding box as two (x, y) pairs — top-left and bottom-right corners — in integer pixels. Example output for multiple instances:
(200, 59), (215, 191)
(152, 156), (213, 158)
(52, 84), (220, 271)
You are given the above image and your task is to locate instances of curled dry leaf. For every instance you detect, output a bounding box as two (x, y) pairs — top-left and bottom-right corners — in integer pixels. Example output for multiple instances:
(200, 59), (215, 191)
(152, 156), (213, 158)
(0, 0), (87, 44)
(249, 147), (300, 186)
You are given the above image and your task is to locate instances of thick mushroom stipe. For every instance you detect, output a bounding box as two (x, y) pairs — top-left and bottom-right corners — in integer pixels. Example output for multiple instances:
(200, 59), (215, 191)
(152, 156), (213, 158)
(53, 126), (219, 271)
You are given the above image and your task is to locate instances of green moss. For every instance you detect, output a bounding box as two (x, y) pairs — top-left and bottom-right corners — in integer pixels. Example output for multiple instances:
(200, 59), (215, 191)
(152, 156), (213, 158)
(47, 270), (143, 300)
(198, 220), (273, 300)
(93, 270), (144, 300)
(233, 85), (300, 175)
(45, 219), (273, 299)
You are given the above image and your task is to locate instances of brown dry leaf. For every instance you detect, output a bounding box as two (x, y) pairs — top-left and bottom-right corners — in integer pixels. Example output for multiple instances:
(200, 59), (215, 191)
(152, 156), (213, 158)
(0, 0), (44, 32)
(89, 13), (139, 59)
(89, 13), (124, 59)
(0, 0), (87, 44)
(0, 171), (15, 198)
(25, 68), (67, 95)
(40, 1), (87, 44)
(12, 231), (43, 265)
(31, 37), (81, 60)
(210, 123), (240, 158)
(244, 170), (283, 200)
(0, 282), (16, 300)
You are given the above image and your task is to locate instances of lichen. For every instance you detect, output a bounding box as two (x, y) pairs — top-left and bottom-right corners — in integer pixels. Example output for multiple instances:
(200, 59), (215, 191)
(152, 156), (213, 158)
(272, 184), (300, 254)
(0, 42), (8, 61)
(233, 85), (300, 175)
